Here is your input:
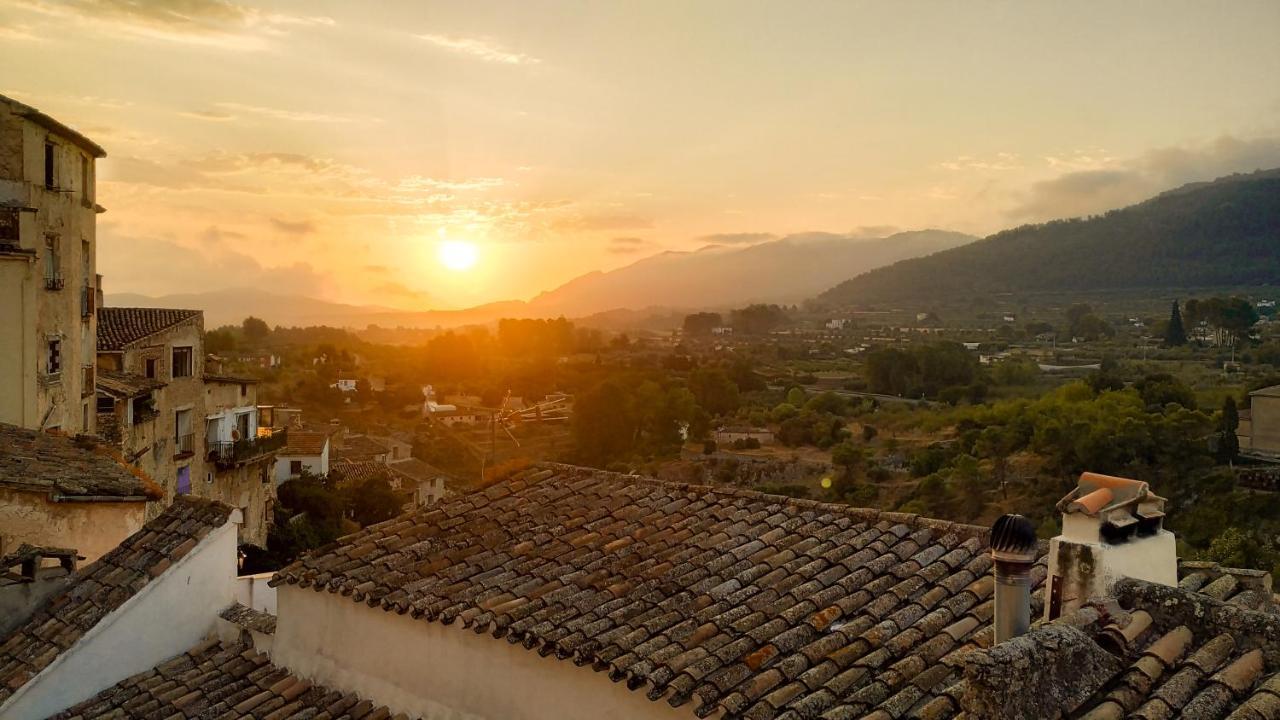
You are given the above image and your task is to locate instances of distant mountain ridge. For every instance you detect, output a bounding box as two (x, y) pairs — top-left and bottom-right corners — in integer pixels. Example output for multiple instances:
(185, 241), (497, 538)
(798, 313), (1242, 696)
(526, 229), (976, 316)
(819, 169), (1280, 305)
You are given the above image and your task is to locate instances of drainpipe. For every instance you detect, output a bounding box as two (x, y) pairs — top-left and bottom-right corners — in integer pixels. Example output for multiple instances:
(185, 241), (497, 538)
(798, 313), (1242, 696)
(991, 514), (1037, 643)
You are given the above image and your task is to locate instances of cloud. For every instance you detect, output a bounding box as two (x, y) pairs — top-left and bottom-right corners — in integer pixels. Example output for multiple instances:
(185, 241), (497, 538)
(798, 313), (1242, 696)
(212, 101), (372, 124)
(178, 108), (236, 122)
(363, 264), (390, 275)
(940, 152), (1022, 172)
(373, 281), (437, 308)
(694, 232), (776, 246)
(415, 33), (540, 65)
(8, 0), (334, 48)
(1009, 135), (1280, 221)
(552, 212), (653, 232)
(607, 236), (656, 255)
(269, 217), (316, 235)
(0, 21), (41, 40)
(99, 230), (329, 297)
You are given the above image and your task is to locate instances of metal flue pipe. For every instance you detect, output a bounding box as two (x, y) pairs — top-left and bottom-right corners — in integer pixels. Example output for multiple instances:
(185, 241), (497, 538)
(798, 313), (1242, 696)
(990, 514), (1037, 643)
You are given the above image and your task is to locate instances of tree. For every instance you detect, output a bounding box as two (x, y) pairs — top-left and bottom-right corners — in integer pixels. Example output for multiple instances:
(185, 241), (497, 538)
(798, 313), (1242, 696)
(572, 380), (637, 466)
(205, 327), (238, 353)
(729, 304), (789, 335)
(242, 316), (271, 344)
(1218, 396), (1240, 464)
(682, 312), (722, 336)
(1165, 300), (1187, 346)
(689, 368), (740, 417)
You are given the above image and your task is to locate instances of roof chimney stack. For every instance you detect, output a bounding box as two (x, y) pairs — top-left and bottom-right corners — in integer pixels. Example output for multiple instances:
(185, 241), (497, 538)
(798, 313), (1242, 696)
(990, 514), (1037, 643)
(1045, 472), (1177, 621)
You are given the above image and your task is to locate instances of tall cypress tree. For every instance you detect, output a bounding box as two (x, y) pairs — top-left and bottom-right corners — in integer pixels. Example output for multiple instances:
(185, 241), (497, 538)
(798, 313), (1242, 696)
(1165, 300), (1187, 346)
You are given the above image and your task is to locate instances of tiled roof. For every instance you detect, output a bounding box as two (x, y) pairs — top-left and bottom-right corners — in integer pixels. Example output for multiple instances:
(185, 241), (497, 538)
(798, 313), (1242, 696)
(271, 463), (1280, 720)
(219, 602), (277, 635)
(95, 370), (165, 399)
(0, 497), (233, 703)
(330, 459), (394, 486)
(334, 434), (389, 461)
(1252, 384), (1280, 398)
(387, 457), (451, 485)
(0, 423), (158, 499)
(48, 639), (416, 719)
(205, 373), (260, 384)
(97, 307), (201, 351)
(281, 431), (328, 456)
(271, 463), (1004, 719)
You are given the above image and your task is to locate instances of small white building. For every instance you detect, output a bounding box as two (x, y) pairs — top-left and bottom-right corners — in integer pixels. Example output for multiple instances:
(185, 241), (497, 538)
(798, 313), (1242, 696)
(273, 430), (330, 485)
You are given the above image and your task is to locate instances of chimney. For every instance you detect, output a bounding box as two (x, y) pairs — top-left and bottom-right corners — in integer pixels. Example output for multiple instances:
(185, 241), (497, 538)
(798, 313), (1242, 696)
(990, 514), (1036, 643)
(1044, 472), (1176, 621)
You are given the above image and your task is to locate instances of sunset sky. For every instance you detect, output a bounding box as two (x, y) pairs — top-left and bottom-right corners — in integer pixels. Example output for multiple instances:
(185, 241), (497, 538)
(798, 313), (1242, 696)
(3, 0), (1279, 308)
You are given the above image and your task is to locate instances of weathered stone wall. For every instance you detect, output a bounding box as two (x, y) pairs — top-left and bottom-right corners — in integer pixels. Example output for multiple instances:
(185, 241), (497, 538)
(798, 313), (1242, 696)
(0, 487), (145, 564)
(1251, 395), (1280, 455)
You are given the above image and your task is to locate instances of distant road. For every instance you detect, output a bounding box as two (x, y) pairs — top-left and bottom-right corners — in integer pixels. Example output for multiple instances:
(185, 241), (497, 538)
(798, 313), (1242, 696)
(769, 384), (940, 408)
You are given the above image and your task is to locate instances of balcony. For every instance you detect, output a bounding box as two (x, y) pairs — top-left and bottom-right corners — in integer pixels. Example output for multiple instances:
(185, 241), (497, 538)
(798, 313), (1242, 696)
(174, 432), (195, 458)
(44, 272), (64, 291)
(81, 285), (95, 317)
(208, 428), (288, 469)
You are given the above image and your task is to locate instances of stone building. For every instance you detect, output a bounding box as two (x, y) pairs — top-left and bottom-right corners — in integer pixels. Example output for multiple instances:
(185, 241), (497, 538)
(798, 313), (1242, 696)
(0, 93), (105, 434)
(203, 374), (286, 546)
(0, 423), (158, 563)
(1239, 384), (1280, 459)
(95, 307), (206, 511)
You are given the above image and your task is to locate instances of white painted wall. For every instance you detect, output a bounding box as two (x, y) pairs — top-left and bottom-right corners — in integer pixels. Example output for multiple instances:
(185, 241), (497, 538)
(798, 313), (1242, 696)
(1046, 514), (1177, 620)
(235, 571), (277, 614)
(0, 517), (239, 720)
(274, 444), (329, 485)
(273, 586), (690, 720)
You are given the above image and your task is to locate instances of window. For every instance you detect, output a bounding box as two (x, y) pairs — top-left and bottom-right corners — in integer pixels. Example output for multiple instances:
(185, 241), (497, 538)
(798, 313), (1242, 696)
(47, 339), (61, 374)
(44, 143), (55, 190)
(81, 156), (90, 201)
(96, 395), (115, 413)
(289, 460), (303, 476)
(145, 358), (156, 378)
(44, 235), (61, 289)
(0, 209), (17, 245)
(176, 466), (191, 495)
(172, 346), (192, 378)
(174, 408), (193, 456)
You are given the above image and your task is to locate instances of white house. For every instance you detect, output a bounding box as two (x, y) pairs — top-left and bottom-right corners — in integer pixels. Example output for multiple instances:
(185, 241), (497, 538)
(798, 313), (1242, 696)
(272, 430), (330, 484)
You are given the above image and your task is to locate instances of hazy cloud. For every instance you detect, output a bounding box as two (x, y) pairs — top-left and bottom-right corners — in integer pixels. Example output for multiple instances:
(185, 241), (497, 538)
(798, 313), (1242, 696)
(178, 108), (235, 122)
(553, 212), (653, 232)
(212, 101), (372, 124)
(846, 225), (901, 240)
(100, 230), (329, 297)
(0, 21), (41, 40)
(415, 33), (540, 65)
(269, 217), (316, 235)
(694, 232), (776, 246)
(8, 0), (335, 47)
(940, 152), (1021, 172)
(608, 236), (656, 255)
(1009, 135), (1280, 221)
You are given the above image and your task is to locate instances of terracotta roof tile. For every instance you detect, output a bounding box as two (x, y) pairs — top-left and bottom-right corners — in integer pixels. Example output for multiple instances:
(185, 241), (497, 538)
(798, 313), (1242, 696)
(96, 307), (201, 351)
(0, 423), (155, 498)
(281, 431), (328, 456)
(48, 639), (415, 719)
(0, 497), (232, 704)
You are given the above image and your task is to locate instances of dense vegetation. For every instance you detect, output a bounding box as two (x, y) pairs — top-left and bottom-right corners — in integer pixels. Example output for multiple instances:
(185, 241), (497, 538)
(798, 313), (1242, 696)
(821, 169), (1280, 304)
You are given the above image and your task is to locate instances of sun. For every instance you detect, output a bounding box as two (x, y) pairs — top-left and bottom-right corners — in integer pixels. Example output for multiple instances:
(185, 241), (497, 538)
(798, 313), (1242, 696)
(438, 240), (478, 271)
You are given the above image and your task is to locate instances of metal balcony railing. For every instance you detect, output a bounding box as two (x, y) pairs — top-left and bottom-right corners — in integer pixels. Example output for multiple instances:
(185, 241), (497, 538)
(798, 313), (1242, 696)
(208, 428), (288, 468)
(174, 432), (195, 457)
(44, 272), (64, 290)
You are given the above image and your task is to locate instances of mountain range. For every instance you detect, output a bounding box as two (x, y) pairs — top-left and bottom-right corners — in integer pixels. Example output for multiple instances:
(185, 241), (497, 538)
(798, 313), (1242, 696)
(819, 169), (1280, 306)
(108, 229), (975, 328)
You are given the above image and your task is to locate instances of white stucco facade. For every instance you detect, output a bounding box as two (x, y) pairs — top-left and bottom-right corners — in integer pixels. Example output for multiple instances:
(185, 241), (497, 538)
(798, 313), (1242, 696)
(274, 443), (329, 485)
(0, 514), (240, 720)
(273, 585), (690, 720)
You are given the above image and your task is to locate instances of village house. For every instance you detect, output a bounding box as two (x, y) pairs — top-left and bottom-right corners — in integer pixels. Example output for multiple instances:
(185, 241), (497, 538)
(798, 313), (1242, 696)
(203, 374), (287, 546)
(333, 433), (390, 463)
(714, 425), (775, 446)
(273, 430), (330, 484)
(1239, 384), (1280, 459)
(0, 94), (104, 434)
(0, 423), (159, 563)
(7, 465), (1280, 719)
(95, 307), (206, 512)
(331, 371), (358, 393)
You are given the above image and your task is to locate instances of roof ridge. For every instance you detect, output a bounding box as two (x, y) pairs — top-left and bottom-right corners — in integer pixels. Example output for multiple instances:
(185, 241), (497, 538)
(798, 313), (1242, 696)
(517, 461), (992, 541)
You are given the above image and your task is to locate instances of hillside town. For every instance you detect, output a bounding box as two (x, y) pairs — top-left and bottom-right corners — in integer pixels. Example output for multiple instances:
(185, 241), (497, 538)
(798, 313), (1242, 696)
(5, 3), (1280, 718)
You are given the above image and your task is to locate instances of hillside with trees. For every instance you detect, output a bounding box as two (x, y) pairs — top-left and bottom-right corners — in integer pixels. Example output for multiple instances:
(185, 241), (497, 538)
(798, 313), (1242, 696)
(820, 169), (1280, 305)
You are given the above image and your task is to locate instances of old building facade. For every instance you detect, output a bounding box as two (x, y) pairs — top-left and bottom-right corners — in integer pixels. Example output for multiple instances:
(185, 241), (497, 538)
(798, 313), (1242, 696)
(203, 376), (285, 546)
(0, 94), (104, 434)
